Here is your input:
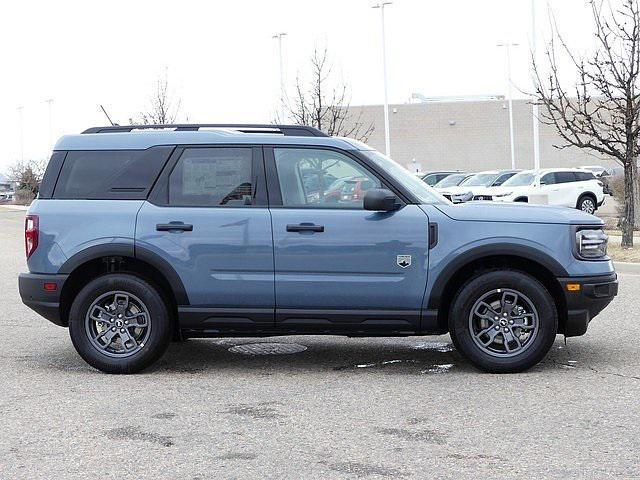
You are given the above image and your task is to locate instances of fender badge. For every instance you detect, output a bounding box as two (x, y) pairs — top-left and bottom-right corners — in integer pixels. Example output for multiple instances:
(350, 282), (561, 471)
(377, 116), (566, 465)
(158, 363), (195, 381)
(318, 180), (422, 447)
(397, 255), (412, 268)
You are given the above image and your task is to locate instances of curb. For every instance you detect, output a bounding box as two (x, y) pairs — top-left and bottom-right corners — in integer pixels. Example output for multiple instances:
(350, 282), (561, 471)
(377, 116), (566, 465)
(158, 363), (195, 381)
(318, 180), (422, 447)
(614, 261), (640, 274)
(0, 205), (29, 211)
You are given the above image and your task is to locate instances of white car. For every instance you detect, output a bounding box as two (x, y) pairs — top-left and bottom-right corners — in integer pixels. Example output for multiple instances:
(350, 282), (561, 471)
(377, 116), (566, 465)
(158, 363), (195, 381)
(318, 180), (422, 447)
(435, 170), (519, 200)
(488, 168), (605, 214)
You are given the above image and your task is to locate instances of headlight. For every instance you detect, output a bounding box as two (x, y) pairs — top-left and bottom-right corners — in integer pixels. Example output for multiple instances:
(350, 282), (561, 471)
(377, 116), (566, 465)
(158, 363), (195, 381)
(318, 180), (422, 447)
(575, 228), (608, 259)
(493, 192), (512, 198)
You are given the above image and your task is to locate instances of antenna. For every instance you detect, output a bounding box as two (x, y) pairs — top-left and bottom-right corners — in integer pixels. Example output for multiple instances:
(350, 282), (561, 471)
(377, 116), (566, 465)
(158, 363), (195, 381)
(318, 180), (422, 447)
(99, 105), (117, 126)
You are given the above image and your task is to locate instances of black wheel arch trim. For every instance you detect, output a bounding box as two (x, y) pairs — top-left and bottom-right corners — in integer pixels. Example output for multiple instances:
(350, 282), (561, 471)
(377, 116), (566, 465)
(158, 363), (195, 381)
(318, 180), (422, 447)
(426, 242), (568, 310)
(58, 243), (189, 305)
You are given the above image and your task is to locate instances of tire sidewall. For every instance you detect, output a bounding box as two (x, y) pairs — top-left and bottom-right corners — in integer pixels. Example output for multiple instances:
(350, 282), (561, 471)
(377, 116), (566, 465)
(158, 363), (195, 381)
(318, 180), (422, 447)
(68, 274), (172, 374)
(449, 270), (558, 373)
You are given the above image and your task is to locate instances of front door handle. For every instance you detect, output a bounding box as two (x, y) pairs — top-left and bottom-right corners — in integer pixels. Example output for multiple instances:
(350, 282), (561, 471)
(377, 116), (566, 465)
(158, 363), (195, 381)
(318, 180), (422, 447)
(156, 222), (193, 232)
(286, 223), (325, 233)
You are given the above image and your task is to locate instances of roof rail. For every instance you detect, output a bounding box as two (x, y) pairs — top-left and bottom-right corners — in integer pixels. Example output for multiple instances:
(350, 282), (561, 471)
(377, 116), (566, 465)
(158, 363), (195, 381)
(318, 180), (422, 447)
(81, 124), (329, 137)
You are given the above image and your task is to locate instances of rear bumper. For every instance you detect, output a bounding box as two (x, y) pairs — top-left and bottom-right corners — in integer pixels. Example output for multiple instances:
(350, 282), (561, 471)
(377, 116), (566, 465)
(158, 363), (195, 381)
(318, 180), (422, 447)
(18, 272), (68, 327)
(558, 273), (618, 337)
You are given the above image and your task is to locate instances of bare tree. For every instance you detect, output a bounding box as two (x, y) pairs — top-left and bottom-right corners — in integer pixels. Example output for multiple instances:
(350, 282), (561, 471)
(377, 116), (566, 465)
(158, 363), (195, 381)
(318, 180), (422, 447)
(284, 47), (374, 141)
(8, 159), (47, 204)
(532, 0), (640, 247)
(137, 72), (182, 125)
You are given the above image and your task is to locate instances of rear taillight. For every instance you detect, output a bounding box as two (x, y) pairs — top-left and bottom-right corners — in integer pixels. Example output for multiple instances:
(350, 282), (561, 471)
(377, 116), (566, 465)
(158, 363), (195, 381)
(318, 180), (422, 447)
(25, 215), (39, 259)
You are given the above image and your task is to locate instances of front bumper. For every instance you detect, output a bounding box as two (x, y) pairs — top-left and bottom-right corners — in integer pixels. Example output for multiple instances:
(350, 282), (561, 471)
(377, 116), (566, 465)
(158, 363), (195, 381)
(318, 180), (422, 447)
(18, 273), (68, 327)
(558, 273), (618, 337)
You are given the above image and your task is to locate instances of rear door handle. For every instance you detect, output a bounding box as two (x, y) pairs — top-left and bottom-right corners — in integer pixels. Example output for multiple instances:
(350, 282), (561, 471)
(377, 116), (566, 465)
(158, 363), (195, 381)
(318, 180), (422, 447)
(156, 222), (193, 232)
(286, 223), (324, 233)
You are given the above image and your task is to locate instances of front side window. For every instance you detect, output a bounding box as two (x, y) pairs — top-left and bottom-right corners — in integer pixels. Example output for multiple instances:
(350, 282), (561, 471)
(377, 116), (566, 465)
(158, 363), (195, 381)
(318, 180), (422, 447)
(274, 148), (381, 208)
(541, 173), (557, 185)
(492, 172), (516, 186)
(503, 172), (535, 187)
(169, 148), (253, 206)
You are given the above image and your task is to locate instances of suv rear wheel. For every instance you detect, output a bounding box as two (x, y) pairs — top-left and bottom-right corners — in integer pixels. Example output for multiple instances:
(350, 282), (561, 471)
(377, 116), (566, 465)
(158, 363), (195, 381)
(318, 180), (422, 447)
(68, 274), (173, 374)
(577, 194), (597, 214)
(448, 270), (557, 373)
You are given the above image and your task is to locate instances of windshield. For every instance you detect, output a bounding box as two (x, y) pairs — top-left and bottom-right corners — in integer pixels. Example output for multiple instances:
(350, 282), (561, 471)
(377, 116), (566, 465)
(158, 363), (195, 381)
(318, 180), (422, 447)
(435, 173), (467, 187)
(361, 151), (448, 204)
(461, 173), (500, 187)
(502, 172), (536, 187)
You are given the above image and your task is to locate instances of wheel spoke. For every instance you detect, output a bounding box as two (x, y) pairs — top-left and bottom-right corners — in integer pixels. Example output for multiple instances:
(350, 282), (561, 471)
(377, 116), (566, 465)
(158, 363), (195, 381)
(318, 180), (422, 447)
(479, 328), (500, 347)
(500, 291), (519, 314)
(89, 306), (113, 324)
(95, 328), (118, 349)
(114, 293), (129, 311)
(119, 329), (138, 352)
(124, 312), (148, 328)
(474, 301), (500, 321)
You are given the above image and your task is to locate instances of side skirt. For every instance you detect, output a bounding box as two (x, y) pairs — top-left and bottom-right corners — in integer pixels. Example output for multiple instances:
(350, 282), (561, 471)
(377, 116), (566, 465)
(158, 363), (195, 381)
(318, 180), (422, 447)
(178, 307), (445, 337)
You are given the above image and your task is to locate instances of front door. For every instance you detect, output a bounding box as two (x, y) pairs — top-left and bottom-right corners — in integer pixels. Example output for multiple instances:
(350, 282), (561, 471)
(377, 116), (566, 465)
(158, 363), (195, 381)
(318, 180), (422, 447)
(266, 147), (430, 333)
(136, 146), (274, 331)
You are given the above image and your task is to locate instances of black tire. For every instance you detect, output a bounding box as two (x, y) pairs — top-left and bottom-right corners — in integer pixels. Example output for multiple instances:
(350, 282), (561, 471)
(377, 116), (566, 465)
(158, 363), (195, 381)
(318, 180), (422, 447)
(577, 194), (597, 214)
(448, 270), (557, 373)
(68, 273), (173, 374)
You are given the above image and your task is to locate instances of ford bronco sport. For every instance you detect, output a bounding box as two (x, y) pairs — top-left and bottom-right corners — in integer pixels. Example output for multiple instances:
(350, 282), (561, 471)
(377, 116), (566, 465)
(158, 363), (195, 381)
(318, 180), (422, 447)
(19, 124), (618, 374)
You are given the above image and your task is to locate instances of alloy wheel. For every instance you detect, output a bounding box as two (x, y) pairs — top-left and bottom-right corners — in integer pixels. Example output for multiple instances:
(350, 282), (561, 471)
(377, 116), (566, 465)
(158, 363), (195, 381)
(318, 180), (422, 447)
(468, 288), (539, 358)
(85, 291), (151, 358)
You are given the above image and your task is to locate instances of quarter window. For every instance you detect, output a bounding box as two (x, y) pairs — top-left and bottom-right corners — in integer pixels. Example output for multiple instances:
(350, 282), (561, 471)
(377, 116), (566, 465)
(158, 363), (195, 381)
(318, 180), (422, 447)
(53, 147), (172, 199)
(169, 148), (253, 206)
(274, 148), (381, 208)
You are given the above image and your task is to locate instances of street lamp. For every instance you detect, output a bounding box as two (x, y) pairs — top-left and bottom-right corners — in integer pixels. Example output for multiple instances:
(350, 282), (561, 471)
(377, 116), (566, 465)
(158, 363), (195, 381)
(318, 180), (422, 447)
(372, 2), (392, 156)
(497, 42), (520, 170)
(531, 0), (541, 179)
(17, 106), (24, 163)
(44, 99), (54, 150)
(272, 32), (287, 122)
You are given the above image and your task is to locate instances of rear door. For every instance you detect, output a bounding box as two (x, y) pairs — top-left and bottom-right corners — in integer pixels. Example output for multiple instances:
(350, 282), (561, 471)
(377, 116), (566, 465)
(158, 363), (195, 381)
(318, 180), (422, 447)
(554, 171), (579, 207)
(266, 146), (430, 333)
(136, 146), (274, 330)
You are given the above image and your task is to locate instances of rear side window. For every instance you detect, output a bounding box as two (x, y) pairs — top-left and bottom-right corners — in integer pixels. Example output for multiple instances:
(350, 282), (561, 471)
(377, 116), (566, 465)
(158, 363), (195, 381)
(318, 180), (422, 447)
(555, 171), (577, 183)
(53, 146), (172, 199)
(168, 147), (253, 206)
(576, 171), (596, 181)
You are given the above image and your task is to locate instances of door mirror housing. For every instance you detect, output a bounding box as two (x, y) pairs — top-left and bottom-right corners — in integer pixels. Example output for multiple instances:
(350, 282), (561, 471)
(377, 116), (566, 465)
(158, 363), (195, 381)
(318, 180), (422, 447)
(363, 189), (401, 211)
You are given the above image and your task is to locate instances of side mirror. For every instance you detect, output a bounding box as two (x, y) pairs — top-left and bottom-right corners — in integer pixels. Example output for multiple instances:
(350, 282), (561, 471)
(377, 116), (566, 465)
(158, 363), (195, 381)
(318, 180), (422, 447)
(363, 188), (401, 211)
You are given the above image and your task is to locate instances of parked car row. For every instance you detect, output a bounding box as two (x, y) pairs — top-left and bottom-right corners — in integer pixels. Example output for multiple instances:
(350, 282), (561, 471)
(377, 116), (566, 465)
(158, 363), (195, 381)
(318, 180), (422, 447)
(421, 167), (607, 214)
(0, 191), (15, 203)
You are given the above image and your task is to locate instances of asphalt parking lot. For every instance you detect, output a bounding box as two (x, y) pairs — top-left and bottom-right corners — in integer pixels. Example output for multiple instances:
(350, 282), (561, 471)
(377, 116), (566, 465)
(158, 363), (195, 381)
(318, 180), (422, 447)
(0, 208), (639, 480)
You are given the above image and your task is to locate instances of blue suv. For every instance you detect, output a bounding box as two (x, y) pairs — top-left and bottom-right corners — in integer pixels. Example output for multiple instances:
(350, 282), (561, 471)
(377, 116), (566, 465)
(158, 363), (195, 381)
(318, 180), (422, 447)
(19, 124), (618, 374)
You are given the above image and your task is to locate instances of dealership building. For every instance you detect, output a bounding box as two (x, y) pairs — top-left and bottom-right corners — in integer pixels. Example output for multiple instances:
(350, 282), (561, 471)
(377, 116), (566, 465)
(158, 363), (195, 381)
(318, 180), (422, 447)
(349, 96), (615, 174)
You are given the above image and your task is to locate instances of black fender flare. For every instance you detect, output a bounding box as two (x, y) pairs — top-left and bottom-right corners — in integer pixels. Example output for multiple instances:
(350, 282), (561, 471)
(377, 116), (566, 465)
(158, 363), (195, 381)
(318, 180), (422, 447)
(59, 243), (189, 305)
(426, 242), (568, 310)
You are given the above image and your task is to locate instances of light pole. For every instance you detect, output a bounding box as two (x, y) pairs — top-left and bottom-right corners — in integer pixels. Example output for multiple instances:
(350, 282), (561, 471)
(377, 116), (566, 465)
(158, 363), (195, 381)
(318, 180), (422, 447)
(17, 106), (24, 163)
(372, 2), (392, 156)
(531, 0), (541, 180)
(44, 99), (54, 150)
(497, 42), (519, 170)
(272, 32), (287, 123)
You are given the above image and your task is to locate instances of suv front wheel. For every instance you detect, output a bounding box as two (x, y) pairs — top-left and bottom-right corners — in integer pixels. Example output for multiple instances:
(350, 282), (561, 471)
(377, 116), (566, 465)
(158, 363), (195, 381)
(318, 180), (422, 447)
(68, 274), (173, 374)
(449, 270), (558, 373)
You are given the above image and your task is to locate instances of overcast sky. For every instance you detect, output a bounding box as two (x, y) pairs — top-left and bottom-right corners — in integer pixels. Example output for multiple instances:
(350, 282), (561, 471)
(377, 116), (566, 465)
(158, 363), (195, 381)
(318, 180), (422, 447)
(0, 0), (596, 171)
